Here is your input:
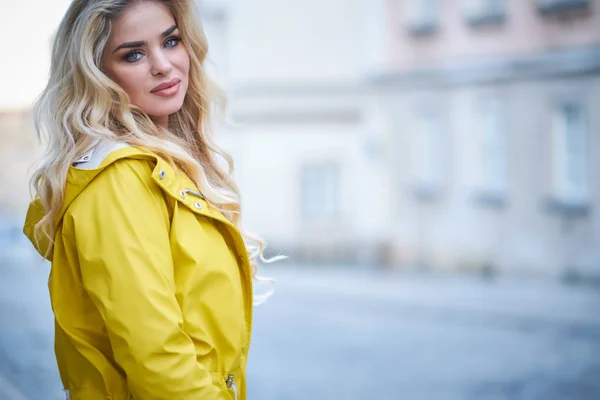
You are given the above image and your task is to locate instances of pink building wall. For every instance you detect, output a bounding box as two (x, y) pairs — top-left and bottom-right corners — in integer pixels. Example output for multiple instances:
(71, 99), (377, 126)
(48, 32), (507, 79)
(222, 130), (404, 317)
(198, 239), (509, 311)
(386, 0), (600, 70)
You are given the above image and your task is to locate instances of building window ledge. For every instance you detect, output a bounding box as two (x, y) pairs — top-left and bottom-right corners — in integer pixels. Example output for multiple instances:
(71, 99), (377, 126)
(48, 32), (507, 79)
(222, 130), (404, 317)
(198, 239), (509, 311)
(408, 22), (439, 36)
(472, 189), (508, 208)
(466, 12), (505, 27)
(543, 196), (590, 217)
(538, 0), (590, 15)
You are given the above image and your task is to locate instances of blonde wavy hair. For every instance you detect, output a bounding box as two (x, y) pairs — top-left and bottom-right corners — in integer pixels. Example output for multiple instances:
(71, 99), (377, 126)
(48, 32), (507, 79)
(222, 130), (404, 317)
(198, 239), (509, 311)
(30, 0), (282, 304)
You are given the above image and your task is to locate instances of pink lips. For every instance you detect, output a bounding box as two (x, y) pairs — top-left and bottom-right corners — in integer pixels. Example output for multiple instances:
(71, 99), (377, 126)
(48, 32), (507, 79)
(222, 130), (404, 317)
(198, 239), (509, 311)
(151, 78), (181, 94)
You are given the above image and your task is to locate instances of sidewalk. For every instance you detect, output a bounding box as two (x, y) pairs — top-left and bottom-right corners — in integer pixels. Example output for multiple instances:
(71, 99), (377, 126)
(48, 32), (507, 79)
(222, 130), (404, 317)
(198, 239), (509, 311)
(0, 374), (29, 400)
(264, 264), (600, 336)
(2, 251), (600, 400)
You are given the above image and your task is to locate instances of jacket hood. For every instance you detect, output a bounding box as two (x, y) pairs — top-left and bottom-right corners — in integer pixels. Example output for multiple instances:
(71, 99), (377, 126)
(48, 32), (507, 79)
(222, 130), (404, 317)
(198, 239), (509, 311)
(23, 144), (152, 260)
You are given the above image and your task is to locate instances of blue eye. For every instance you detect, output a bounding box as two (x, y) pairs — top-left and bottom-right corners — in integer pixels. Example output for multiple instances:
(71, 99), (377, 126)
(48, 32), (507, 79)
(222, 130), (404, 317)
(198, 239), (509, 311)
(165, 36), (181, 49)
(124, 51), (143, 62)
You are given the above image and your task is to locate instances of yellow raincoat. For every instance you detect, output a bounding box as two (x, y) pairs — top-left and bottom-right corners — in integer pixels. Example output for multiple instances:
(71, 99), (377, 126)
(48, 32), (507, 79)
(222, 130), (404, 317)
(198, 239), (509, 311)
(23, 143), (252, 400)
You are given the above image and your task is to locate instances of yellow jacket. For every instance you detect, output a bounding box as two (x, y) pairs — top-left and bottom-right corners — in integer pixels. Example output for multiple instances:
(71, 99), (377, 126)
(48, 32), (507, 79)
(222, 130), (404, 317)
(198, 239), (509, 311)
(23, 144), (252, 400)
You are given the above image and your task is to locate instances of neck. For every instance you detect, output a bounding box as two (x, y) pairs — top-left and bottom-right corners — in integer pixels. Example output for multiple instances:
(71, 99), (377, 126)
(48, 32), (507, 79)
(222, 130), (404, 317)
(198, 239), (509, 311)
(153, 115), (169, 128)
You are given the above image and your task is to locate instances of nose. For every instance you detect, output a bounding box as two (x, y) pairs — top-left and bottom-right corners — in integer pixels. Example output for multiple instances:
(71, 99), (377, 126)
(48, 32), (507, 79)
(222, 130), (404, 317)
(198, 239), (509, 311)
(150, 50), (173, 76)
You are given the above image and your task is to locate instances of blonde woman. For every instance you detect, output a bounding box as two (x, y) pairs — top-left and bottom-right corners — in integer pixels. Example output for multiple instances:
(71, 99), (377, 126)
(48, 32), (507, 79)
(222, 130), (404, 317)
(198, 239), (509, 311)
(22, 0), (280, 399)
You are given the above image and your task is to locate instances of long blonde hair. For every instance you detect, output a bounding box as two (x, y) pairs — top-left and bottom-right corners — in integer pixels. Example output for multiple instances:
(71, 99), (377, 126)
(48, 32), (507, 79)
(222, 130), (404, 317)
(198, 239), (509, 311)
(30, 0), (281, 303)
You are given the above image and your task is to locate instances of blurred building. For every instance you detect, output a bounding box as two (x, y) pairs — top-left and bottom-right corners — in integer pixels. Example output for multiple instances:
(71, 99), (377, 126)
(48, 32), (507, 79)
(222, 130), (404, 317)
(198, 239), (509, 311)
(0, 111), (36, 216)
(202, 0), (380, 263)
(1, 0), (598, 278)
(0, 0), (72, 218)
(368, 0), (600, 277)
(215, 0), (600, 278)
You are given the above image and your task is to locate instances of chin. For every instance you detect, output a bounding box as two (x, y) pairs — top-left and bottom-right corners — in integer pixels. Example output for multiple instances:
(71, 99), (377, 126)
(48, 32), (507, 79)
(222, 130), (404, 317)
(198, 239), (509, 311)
(146, 102), (185, 120)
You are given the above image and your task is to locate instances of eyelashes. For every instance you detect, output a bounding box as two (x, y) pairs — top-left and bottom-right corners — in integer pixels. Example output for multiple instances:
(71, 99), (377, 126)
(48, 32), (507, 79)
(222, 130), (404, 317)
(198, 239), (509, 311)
(164, 36), (182, 49)
(122, 35), (182, 63)
(124, 51), (143, 62)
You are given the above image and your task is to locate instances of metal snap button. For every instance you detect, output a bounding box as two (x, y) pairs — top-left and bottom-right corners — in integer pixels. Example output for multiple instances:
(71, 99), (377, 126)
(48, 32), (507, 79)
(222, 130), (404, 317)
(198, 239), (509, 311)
(159, 170), (166, 179)
(194, 202), (202, 210)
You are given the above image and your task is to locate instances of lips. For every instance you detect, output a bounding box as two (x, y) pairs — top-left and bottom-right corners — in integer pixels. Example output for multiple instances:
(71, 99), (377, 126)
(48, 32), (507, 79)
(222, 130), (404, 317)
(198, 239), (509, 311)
(151, 78), (181, 93)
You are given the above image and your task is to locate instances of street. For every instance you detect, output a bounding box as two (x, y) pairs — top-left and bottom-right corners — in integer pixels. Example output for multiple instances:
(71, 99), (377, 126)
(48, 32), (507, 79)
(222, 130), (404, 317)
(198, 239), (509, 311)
(1, 238), (600, 400)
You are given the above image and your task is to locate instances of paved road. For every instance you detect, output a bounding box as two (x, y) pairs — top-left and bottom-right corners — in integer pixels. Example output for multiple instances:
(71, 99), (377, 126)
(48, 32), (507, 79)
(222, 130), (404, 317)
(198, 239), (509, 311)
(1, 238), (600, 399)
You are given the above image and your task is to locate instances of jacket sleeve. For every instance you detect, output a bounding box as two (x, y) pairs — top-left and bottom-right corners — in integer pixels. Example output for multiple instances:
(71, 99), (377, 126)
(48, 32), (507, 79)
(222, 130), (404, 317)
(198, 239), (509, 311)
(66, 159), (219, 400)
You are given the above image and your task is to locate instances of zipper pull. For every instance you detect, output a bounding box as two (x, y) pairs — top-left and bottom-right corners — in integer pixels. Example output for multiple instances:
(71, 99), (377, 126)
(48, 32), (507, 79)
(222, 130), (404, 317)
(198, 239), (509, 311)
(225, 374), (238, 400)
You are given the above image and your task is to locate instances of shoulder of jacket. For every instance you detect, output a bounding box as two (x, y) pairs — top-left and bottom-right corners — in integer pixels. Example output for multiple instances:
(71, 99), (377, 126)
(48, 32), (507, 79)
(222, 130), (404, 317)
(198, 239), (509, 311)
(72, 140), (132, 170)
(65, 147), (166, 216)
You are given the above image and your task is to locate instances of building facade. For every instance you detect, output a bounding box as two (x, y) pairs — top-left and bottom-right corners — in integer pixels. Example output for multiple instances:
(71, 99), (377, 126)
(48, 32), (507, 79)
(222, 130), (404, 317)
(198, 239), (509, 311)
(364, 0), (600, 277)
(203, 0), (379, 263)
(2, 0), (598, 278)
(214, 0), (600, 278)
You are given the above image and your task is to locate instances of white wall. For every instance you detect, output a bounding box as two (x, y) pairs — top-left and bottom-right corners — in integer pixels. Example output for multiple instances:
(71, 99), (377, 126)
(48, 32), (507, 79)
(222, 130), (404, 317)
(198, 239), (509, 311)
(216, 0), (382, 251)
(220, 121), (362, 244)
(228, 0), (363, 84)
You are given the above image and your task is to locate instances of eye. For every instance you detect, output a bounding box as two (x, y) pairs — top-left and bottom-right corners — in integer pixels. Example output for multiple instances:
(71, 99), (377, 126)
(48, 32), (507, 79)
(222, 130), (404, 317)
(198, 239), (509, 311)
(124, 51), (144, 63)
(164, 36), (181, 49)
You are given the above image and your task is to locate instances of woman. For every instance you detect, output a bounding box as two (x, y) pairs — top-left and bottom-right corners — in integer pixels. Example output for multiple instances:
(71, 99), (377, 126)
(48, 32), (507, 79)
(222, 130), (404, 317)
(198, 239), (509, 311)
(22, 0), (280, 399)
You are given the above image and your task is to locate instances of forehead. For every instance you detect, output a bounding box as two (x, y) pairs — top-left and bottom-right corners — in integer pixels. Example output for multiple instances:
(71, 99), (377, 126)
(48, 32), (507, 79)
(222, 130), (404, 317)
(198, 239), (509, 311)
(110, 1), (175, 40)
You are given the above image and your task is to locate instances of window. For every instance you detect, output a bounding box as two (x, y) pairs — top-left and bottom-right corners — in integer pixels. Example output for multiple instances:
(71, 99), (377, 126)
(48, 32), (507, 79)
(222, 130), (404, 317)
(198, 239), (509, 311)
(479, 100), (507, 192)
(464, 0), (506, 25)
(412, 110), (443, 187)
(408, 0), (438, 35)
(300, 163), (339, 222)
(552, 103), (588, 203)
(538, 0), (589, 14)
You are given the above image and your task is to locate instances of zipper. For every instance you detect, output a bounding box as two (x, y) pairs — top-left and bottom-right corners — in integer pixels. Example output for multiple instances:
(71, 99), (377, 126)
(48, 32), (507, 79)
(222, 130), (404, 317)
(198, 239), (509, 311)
(225, 374), (238, 400)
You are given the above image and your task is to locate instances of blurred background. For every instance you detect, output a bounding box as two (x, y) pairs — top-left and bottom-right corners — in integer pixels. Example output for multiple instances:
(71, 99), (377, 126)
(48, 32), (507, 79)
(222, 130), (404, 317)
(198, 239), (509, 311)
(1, 0), (600, 399)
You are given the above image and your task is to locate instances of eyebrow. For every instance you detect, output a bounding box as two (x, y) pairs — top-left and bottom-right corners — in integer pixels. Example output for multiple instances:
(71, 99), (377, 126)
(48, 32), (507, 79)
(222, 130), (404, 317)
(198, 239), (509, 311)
(112, 25), (178, 54)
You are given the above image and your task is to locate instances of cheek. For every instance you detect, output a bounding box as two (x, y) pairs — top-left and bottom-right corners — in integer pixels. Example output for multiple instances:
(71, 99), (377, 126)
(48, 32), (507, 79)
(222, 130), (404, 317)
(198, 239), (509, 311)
(175, 48), (191, 76)
(108, 66), (147, 101)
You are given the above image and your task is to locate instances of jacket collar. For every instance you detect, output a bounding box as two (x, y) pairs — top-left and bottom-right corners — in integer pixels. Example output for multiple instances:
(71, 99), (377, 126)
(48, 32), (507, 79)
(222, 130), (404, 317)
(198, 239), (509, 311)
(24, 146), (242, 259)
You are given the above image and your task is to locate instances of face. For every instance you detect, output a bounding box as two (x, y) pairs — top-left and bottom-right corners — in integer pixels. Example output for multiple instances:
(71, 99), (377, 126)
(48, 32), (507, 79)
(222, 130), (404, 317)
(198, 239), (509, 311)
(102, 1), (190, 126)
